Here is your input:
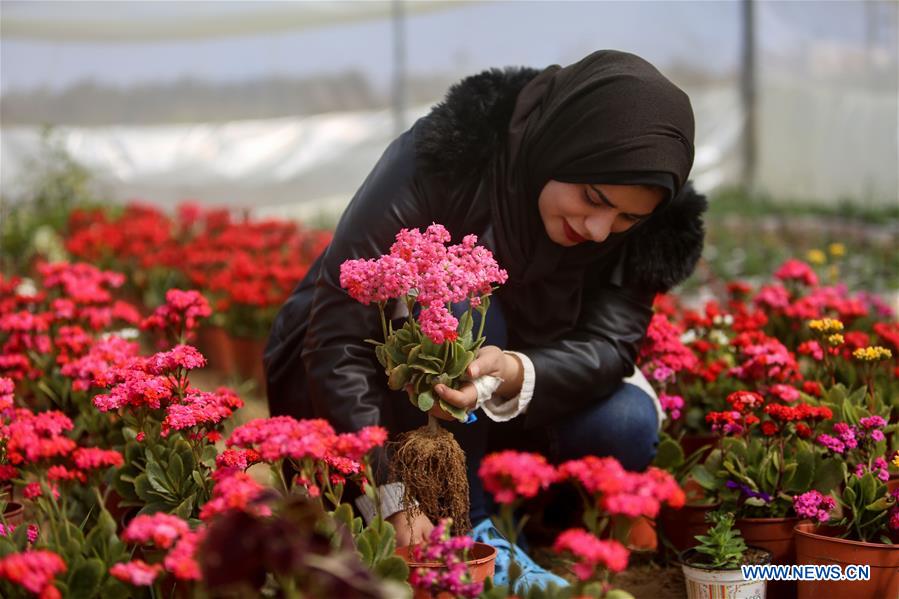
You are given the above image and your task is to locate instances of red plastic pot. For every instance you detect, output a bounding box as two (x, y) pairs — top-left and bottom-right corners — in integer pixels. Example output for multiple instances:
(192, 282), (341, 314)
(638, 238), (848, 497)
(395, 542), (497, 599)
(795, 522), (899, 599)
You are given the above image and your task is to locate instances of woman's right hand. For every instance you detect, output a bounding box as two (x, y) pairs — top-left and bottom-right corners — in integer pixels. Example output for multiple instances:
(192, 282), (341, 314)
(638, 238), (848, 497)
(387, 509), (435, 546)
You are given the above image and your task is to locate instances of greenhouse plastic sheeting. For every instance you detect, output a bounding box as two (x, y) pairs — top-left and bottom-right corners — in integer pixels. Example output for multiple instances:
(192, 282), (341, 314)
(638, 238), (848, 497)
(0, 85), (741, 222)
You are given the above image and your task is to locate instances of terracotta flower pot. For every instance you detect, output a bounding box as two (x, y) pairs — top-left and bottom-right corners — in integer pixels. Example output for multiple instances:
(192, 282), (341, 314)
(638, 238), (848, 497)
(658, 501), (721, 553)
(737, 516), (803, 599)
(3, 501), (25, 527)
(197, 325), (236, 376)
(623, 515), (657, 551)
(231, 336), (267, 393)
(395, 542), (497, 599)
(795, 522), (899, 599)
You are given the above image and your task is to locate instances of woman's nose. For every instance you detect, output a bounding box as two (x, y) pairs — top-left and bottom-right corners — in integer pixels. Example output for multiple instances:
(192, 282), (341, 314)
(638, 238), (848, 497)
(584, 210), (616, 243)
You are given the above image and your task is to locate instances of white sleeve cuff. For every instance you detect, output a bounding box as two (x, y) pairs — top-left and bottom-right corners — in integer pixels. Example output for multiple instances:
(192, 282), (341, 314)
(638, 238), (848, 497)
(354, 482), (408, 524)
(477, 351), (535, 422)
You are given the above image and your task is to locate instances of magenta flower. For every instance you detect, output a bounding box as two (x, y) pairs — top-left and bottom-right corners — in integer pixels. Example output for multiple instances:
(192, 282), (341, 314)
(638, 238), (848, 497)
(122, 513), (190, 549)
(793, 490), (836, 522)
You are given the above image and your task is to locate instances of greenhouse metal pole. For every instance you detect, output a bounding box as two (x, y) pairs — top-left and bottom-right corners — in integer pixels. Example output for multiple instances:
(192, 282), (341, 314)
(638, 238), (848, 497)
(740, 0), (757, 194)
(392, 0), (407, 136)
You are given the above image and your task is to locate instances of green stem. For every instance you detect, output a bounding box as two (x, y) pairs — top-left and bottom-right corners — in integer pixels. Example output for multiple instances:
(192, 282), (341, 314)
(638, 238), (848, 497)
(378, 303), (389, 343)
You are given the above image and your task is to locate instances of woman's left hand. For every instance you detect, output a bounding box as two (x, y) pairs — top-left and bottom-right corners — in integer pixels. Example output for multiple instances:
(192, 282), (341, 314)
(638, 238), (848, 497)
(430, 345), (523, 419)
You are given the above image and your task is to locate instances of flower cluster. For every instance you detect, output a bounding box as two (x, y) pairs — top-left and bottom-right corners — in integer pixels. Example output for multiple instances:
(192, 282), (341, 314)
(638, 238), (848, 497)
(553, 528), (629, 579)
(793, 490), (837, 523)
(477, 451), (557, 504)
(340, 224), (507, 344)
(409, 519), (482, 598)
(0, 550), (67, 599)
(558, 456), (685, 518)
(112, 513), (204, 585)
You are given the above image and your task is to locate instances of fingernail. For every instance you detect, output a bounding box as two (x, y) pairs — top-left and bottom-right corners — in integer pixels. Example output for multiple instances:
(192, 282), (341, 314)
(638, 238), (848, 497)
(436, 385), (445, 394)
(470, 366), (479, 377)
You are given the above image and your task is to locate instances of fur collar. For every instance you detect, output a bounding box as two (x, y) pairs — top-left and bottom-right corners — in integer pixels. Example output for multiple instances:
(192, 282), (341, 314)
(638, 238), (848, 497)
(415, 67), (706, 293)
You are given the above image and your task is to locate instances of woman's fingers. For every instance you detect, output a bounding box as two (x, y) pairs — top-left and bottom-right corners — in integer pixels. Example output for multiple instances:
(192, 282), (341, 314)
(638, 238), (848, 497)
(467, 345), (503, 379)
(434, 382), (477, 410)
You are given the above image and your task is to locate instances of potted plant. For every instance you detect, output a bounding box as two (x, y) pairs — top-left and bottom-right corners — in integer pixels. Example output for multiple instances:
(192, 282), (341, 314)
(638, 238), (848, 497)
(680, 511), (771, 599)
(794, 345), (899, 598)
(340, 224), (507, 533)
(689, 388), (844, 598)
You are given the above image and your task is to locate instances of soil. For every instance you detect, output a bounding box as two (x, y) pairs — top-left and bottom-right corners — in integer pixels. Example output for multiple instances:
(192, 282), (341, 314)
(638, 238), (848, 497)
(682, 546), (771, 568)
(612, 560), (687, 599)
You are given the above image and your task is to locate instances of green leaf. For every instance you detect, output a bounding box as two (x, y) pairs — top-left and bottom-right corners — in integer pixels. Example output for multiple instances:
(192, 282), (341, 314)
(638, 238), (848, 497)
(653, 437), (685, 471)
(172, 494), (196, 520)
(860, 472), (877, 504)
(690, 464), (719, 491)
(374, 555), (409, 581)
(356, 534), (373, 565)
(865, 497), (893, 512)
(388, 364), (412, 391)
(145, 462), (175, 498)
(67, 558), (104, 598)
(438, 399), (468, 423)
(191, 471), (205, 489)
(417, 390), (435, 412)
(169, 453), (184, 493)
(813, 458), (844, 493)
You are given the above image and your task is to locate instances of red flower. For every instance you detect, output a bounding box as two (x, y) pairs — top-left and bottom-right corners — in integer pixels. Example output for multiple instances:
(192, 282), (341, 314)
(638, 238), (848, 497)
(553, 529), (629, 578)
(0, 550), (67, 598)
(761, 421), (779, 436)
(478, 451), (557, 504)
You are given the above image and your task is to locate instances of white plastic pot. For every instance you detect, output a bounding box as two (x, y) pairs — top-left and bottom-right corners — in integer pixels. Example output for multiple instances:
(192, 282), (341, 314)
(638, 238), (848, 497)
(680, 549), (769, 599)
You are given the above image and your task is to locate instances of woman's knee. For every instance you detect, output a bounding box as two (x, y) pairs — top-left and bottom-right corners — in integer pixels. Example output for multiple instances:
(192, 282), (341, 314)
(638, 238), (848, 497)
(553, 383), (659, 471)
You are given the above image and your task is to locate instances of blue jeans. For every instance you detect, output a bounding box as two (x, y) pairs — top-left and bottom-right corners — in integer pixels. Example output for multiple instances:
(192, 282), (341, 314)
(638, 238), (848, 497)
(386, 298), (659, 525)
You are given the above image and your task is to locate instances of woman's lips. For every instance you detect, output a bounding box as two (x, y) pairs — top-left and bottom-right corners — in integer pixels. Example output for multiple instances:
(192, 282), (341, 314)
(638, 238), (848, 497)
(563, 220), (587, 244)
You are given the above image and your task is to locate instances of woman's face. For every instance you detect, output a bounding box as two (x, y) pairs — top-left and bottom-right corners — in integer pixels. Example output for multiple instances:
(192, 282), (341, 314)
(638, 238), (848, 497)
(537, 180), (665, 247)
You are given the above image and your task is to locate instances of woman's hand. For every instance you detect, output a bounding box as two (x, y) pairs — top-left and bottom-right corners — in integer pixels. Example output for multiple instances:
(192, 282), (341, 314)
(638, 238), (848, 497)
(429, 345), (524, 420)
(388, 509), (435, 546)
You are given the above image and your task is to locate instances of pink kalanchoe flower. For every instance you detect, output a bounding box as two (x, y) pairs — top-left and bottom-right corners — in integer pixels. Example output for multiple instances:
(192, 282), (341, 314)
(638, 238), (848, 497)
(163, 529), (204, 581)
(161, 387), (243, 436)
(122, 513), (190, 549)
(0, 549), (67, 598)
(1, 409), (76, 465)
(768, 384), (800, 403)
(215, 448), (263, 472)
(199, 470), (271, 521)
(558, 456), (685, 518)
(0, 376), (13, 410)
(110, 560), (163, 586)
(659, 394), (684, 420)
(553, 528), (629, 579)
(478, 451), (557, 504)
(226, 416), (337, 463)
(409, 519), (481, 599)
(72, 448), (124, 472)
(145, 344), (207, 374)
(141, 289), (211, 336)
(418, 303), (459, 345)
(792, 490), (836, 523)
(774, 259), (819, 287)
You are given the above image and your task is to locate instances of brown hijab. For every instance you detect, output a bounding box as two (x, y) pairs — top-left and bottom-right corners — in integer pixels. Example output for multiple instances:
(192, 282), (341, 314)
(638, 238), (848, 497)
(484, 50), (695, 345)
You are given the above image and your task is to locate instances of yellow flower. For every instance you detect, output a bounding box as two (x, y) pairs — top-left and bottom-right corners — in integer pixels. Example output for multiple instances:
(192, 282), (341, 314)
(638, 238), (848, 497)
(852, 346), (893, 362)
(806, 249), (827, 265)
(893, 453), (899, 469)
(809, 318), (844, 334)
(828, 243), (846, 257)
(827, 334), (844, 347)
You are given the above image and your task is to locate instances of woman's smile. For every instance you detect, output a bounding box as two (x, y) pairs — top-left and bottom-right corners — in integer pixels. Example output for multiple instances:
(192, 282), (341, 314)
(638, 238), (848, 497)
(563, 220), (588, 244)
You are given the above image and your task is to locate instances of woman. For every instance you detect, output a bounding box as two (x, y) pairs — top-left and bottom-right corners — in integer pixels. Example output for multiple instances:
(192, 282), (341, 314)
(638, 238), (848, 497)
(265, 50), (706, 590)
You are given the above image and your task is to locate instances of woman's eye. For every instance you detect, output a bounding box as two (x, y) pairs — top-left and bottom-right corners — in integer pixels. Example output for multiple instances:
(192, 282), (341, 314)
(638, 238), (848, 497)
(583, 188), (601, 206)
(623, 214), (642, 223)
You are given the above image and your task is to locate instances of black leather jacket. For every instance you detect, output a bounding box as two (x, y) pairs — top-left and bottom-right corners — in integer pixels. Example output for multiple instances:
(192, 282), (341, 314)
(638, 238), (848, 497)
(264, 67), (707, 437)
